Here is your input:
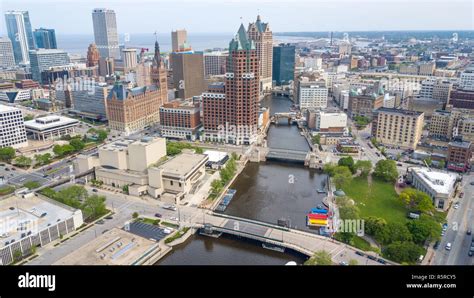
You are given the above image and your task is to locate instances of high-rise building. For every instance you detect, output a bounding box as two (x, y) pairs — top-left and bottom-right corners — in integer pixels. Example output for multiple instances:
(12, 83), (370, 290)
(0, 37), (16, 68)
(4, 11), (35, 64)
(272, 43), (295, 86)
(371, 108), (424, 150)
(33, 28), (57, 49)
(0, 104), (28, 148)
(86, 43), (100, 67)
(29, 49), (70, 83)
(203, 51), (228, 77)
(159, 100), (201, 140)
(60, 83), (110, 120)
(121, 48), (138, 71)
(171, 29), (188, 52)
(170, 52), (205, 99)
(105, 40), (167, 135)
(202, 24), (259, 145)
(247, 15), (272, 94)
(92, 8), (120, 59)
(348, 89), (384, 119)
(418, 78), (452, 103)
(98, 57), (115, 76)
(298, 82), (328, 110)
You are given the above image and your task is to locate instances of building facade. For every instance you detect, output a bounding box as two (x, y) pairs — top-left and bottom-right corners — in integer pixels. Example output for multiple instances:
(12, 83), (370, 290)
(92, 8), (120, 59)
(4, 11), (35, 64)
(247, 15), (272, 94)
(170, 52), (206, 99)
(29, 49), (70, 83)
(25, 115), (79, 140)
(447, 140), (472, 172)
(203, 51), (227, 77)
(171, 29), (187, 52)
(0, 104), (28, 148)
(348, 91), (384, 119)
(0, 37), (16, 68)
(159, 101), (201, 140)
(86, 43), (100, 67)
(298, 82), (328, 110)
(33, 28), (57, 49)
(272, 43), (295, 86)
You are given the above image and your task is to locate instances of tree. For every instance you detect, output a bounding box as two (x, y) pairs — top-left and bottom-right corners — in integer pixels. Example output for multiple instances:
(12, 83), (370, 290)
(438, 160), (446, 169)
(90, 179), (103, 187)
(406, 215), (441, 244)
(0, 147), (16, 162)
(312, 134), (321, 145)
(373, 160), (399, 182)
(323, 163), (336, 176)
(338, 156), (355, 173)
(82, 194), (107, 220)
(23, 181), (41, 190)
(364, 216), (387, 236)
(194, 147), (204, 154)
(423, 157), (432, 167)
(96, 129), (108, 142)
(34, 153), (52, 166)
(304, 250), (333, 265)
(132, 212), (139, 219)
(383, 241), (424, 263)
(375, 222), (413, 245)
(210, 179), (224, 195)
(122, 185), (129, 194)
(354, 160), (372, 177)
(399, 188), (434, 213)
(332, 166), (353, 189)
(70, 138), (85, 151)
(53, 145), (64, 157)
(24, 114), (34, 121)
(14, 156), (32, 168)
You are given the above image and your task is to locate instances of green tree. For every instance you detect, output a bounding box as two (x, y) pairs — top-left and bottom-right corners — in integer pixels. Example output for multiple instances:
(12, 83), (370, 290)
(39, 187), (57, 199)
(23, 181), (41, 190)
(423, 157), (432, 167)
(70, 138), (85, 151)
(332, 166), (353, 189)
(399, 188), (434, 213)
(53, 145), (64, 157)
(96, 129), (108, 142)
(375, 222), (413, 245)
(82, 194), (107, 220)
(14, 156), (32, 168)
(354, 160), (372, 177)
(0, 147), (16, 162)
(312, 134), (321, 145)
(13, 249), (22, 262)
(122, 184), (129, 194)
(24, 114), (34, 121)
(383, 241), (424, 263)
(364, 216), (387, 236)
(338, 156), (355, 173)
(132, 212), (139, 219)
(34, 153), (52, 166)
(438, 160), (446, 169)
(304, 250), (333, 265)
(323, 163), (336, 176)
(373, 159), (399, 182)
(194, 147), (204, 154)
(406, 215), (441, 244)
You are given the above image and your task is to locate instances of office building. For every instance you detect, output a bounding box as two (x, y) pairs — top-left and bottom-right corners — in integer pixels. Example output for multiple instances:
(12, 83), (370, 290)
(29, 49), (70, 83)
(204, 51), (227, 77)
(407, 167), (458, 210)
(447, 140), (472, 172)
(171, 29), (188, 52)
(272, 43), (295, 86)
(170, 52), (206, 99)
(0, 37), (16, 68)
(247, 15), (272, 93)
(371, 108), (424, 150)
(92, 8), (120, 59)
(460, 67), (474, 91)
(33, 28), (57, 49)
(0, 104), (28, 148)
(202, 24), (259, 145)
(0, 89), (31, 103)
(348, 89), (384, 119)
(98, 57), (115, 76)
(25, 115), (79, 140)
(122, 48), (138, 71)
(429, 110), (451, 140)
(298, 82), (328, 110)
(61, 83), (110, 120)
(418, 78), (452, 103)
(86, 43), (100, 67)
(4, 11), (35, 64)
(159, 101), (201, 140)
(307, 109), (347, 132)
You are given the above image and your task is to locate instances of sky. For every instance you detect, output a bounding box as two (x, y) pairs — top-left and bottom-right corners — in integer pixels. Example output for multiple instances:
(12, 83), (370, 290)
(0, 0), (473, 35)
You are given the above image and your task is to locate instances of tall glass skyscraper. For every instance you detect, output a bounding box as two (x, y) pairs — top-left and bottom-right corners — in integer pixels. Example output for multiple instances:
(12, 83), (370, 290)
(34, 28), (57, 49)
(92, 8), (120, 59)
(4, 11), (35, 64)
(272, 43), (296, 86)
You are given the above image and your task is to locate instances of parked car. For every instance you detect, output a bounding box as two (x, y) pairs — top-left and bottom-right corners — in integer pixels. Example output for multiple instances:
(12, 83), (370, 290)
(105, 216), (113, 220)
(92, 189), (98, 192)
(96, 220), (105, 224)
(355, 251), (364, 256)
(339, 261), (348, 266)
(377, 258), (386, 264)
(367, 255), (377, 260)
(154, 213), (162, 218)
(454, 203), (459, 209)
(433, 241), (440, 250)
(445, 242), (452, 251)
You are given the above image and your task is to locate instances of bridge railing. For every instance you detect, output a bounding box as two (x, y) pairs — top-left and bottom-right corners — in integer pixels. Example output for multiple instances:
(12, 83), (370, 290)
(211, 212), (290, 232)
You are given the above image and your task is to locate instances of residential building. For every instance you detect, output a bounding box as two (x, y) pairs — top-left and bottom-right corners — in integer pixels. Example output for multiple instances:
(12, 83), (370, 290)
(159, 100), (201, 140)
(33, 28), (57, 49)
(203, 51), (227, 77)
(407, 167), (458, 210)
(25, 115), (79, 141)
(0, 37), (16, 68)
(0, 104), (28, 148)
(170, 52), (205, 99)
(171, 29), (188, 52)
(347, 89), (384, 119)
(247, 15), (272, 93)
(298, 82), (328, 110)
(447, 140), (472, 172)
(372, 108), (424, 150)
(272, 43), (295, 86)
(4, 11), (35, 64)
(92, 8), (120, 59)
(202, 24), (259, 145)
(29, 49), (70, 83)
(418, 78), (452, 103)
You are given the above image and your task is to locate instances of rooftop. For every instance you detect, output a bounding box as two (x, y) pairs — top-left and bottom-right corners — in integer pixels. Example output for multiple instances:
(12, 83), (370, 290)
(376, 107), (423, 116)
(449, 140), (471, 149)
(0, 104), (20, 113)
(24, 115), (79, 130)
(411, 167), (458, 195)
(158, 152), (208, 177)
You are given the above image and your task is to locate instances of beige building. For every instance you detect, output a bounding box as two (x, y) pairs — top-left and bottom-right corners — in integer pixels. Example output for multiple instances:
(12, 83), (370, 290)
(171, 29), (188, 52)
(372, 108), (424, 150)
(170, 52), (206, 99)
(429, 108), (474, 142)
(247, 15), (273, 94)
(429, 110), (451, 140)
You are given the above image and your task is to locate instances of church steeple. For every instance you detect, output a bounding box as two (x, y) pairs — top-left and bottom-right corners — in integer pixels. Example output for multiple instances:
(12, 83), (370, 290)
(153, 31), (161, 66)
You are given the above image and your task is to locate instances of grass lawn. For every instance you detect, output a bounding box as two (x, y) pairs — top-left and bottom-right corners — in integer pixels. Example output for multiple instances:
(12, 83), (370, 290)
(341, 176), (407, 224)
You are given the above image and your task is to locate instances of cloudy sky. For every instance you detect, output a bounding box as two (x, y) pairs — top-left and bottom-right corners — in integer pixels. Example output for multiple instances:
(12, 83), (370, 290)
(1, 0), (473, 35)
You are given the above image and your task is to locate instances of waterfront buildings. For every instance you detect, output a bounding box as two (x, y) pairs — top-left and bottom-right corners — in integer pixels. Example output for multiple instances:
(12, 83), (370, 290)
(92, 8), (120, 59)
(0, 37), (16, 68)
(25, 115), (79, 141)
(4, 11), (35, 64)
(202, 24), (259, 145)
(0, 104), (28, 148)
(159, 100), (201, 141)
(33, 28), (57, 49)
(306, 109), (347, 133)
(170, 52), (206, 99)
(272, 43), (295, 86)
(29, 49), (70, 83)
(407, 167), (458, 210)
(298, 82), (328, 110)
(372, 108), (424, 150)
(247, 15), (272, 94)
(171, 29), (188, 52)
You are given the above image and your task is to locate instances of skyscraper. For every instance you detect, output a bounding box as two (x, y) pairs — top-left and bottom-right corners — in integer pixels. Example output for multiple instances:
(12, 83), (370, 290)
(92, 8), (120, 59)
(121, 48), (138, 71)
(272, 43), (295, 86)
(29, 49), (70, 83)
(247, 15), (272, 94)
(170, 52), (206, 99)
(86, 43), (100, 67)
(34, 28), (57, 49)
(0, 37), (16, 68)
(171, 29), (188, 52)
(202, 24), (259, 145)
(4, 11), (35, 64)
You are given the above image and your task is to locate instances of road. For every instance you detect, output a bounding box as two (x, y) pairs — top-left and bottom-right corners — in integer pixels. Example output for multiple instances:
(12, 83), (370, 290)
(347, 118), (384, 165)
(432, 173), (474, 265)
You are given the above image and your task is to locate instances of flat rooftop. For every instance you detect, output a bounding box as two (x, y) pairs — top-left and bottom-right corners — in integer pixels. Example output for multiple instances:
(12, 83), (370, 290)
(54, 228), (159, 265)
(158, 152), (208, 177)
(411, 167), (458, 195)
(0, 104), (20, 113)
(0, 195), (76, 247)
(24, 115), (79, 131)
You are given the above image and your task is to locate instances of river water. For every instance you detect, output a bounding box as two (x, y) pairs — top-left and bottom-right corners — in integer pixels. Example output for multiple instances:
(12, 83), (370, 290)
(158, 95), (327, 265)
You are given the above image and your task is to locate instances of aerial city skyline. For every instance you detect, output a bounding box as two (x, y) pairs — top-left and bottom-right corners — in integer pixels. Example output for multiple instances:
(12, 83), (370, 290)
(0, 3), (473, 289)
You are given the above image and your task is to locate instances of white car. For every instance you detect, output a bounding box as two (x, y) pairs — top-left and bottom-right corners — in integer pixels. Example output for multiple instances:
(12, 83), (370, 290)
(0, 233), (9, 238)
(169, 217), (179, 222)
(445, 242), (452, 251)
(453, 203), (459, 209)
